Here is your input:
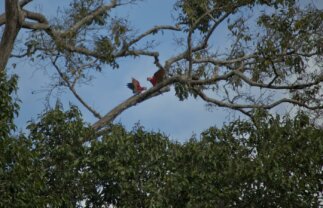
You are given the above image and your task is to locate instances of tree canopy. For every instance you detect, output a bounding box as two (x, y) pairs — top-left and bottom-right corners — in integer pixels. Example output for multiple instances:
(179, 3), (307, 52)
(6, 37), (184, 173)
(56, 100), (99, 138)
(0, 0), (323, 207)
(1, 104), (322, 207)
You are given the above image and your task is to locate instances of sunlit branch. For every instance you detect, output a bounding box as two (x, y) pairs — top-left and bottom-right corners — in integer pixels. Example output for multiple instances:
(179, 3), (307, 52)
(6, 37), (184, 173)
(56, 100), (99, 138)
(23, 9), (48, 24)
(21, 22), (49, 30)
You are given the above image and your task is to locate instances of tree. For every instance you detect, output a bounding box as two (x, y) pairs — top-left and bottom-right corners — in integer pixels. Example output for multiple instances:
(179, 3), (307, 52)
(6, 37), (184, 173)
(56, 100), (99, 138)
(0, 0), (322, 132)
(0, 71), (19, 138)
(0, 0), (323, 206)
(1, 105), (322, 207)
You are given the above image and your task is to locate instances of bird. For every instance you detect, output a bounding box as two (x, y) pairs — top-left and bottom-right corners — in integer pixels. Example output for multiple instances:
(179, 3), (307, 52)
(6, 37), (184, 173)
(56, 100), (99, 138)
(127, 78), (147, 94)
(147, 68), (165, 86)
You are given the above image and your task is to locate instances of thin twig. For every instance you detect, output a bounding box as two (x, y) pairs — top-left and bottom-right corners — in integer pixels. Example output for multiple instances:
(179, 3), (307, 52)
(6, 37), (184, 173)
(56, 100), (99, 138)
(51, 55), (102, 119)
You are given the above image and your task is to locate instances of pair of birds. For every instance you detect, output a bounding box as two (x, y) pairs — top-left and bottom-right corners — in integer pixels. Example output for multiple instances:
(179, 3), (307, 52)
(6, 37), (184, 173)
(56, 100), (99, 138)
(127, 68), (165, 94)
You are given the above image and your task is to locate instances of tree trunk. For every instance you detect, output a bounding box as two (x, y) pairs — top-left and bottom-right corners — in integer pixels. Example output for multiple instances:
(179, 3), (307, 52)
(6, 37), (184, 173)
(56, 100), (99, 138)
(0, 0), (21, 72)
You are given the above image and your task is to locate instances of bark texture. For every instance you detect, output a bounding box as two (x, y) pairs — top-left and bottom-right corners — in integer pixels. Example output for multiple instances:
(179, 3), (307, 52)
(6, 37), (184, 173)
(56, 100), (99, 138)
(0, 0), (21, 72)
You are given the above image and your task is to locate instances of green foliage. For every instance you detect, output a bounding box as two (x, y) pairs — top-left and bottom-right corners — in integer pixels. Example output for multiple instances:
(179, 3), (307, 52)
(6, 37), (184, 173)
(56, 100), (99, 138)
(26, 105), (95, 207)
(0, 135), (44, 207)
(175, 82), (190, 101)
(70, 0), (108, 26)
(110, 18), (129, 47)
(2, 0), (322, 206)
(155, 112), (322, 207)
(175, 0), (296, 33)
(85, 124), (177, 207)
(173, 0), (322, 103)
(175, 82), (200, 101)
(0, 72), (19, 138)
(175, 0), (212, 32)
(256, 5), (323, 76)
(0, 105), (94, 207)
(1, 105), (321, 207)
(95, 36), (118, 67)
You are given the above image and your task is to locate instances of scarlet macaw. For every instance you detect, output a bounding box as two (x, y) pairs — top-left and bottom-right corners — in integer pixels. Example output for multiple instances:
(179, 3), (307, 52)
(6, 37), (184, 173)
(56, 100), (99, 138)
(127, 78), (147, 94)
(147, 68), (165, 86)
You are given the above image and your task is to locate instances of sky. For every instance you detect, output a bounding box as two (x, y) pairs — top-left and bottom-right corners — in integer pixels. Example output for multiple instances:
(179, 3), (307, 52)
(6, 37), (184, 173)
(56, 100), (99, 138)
(1, 0), (322, 141)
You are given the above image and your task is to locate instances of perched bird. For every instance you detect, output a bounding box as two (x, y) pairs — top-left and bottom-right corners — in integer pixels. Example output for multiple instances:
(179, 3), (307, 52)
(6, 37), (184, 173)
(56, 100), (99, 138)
(127, 78), (146, 94)
(147, 68), (165, 86)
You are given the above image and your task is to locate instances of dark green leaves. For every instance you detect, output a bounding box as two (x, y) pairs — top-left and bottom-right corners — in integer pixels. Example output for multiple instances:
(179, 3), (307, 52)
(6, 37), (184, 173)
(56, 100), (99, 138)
(1, 105), (322, 207)
(174, 0), (296, 33)
(175, 0), (212, 33)
(95, 36), (118, 66)
(0, 72), (19, 138)
(70, 0), (108, 26)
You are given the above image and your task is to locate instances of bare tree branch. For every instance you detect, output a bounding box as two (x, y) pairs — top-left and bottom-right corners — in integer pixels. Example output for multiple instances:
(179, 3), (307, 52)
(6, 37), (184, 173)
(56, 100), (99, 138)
(51, 56), (102, 119)
(92, 80), (173, 130)
(92, 71), (242, 130)
(233, 70), (323, 90)
(165, 12), (231, 71)
(0, 0), (33, 25)
(126, 25), (181, 47)
(42, 26), (179, 69)
(193, 55), (257, 65)
(21, 22), (49, 30)
(10, 46), (40, 58)
(19, 0), (33, 7)
(195, 89), (323, 111)
(23, 9), (48, 24)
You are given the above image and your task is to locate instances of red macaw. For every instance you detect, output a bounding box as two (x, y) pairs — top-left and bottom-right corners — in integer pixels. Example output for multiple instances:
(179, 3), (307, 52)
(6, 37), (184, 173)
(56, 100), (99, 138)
(147, 68), (165, 86)
(127, 78), (146, 94)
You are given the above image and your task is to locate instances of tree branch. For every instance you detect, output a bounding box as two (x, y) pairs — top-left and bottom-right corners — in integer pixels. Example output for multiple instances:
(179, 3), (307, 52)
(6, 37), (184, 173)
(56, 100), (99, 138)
(21, 21), (49, 30)
(165, 11), (231, 71)
(0, 15), (5, 26)
(0, 0), (21, 72)
(126, 25), (181, 48)
(195, 89), (323, 111)
(193, 54), (256, 65)
(233, 70), (323, 90)
(51, 56), (102, 119)
(60, 0), (118, 37)
(19, 0), (33, 7)
(0, 0), (33, 26)
(91, 71), (242, 130)
(23, 9), (48, 24)
(92, 78), (177, 130)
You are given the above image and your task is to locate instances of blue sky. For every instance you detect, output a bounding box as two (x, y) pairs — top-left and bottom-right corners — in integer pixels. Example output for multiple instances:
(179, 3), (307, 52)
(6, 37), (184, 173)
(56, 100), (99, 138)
(1, 0), (322, 141)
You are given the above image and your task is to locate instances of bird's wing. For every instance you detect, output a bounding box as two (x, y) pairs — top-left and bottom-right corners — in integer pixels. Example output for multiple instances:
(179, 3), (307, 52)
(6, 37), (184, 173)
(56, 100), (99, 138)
(132, 78), (141, 91)
(127, 83), (134, 90)
(153, 69), (165, 82)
